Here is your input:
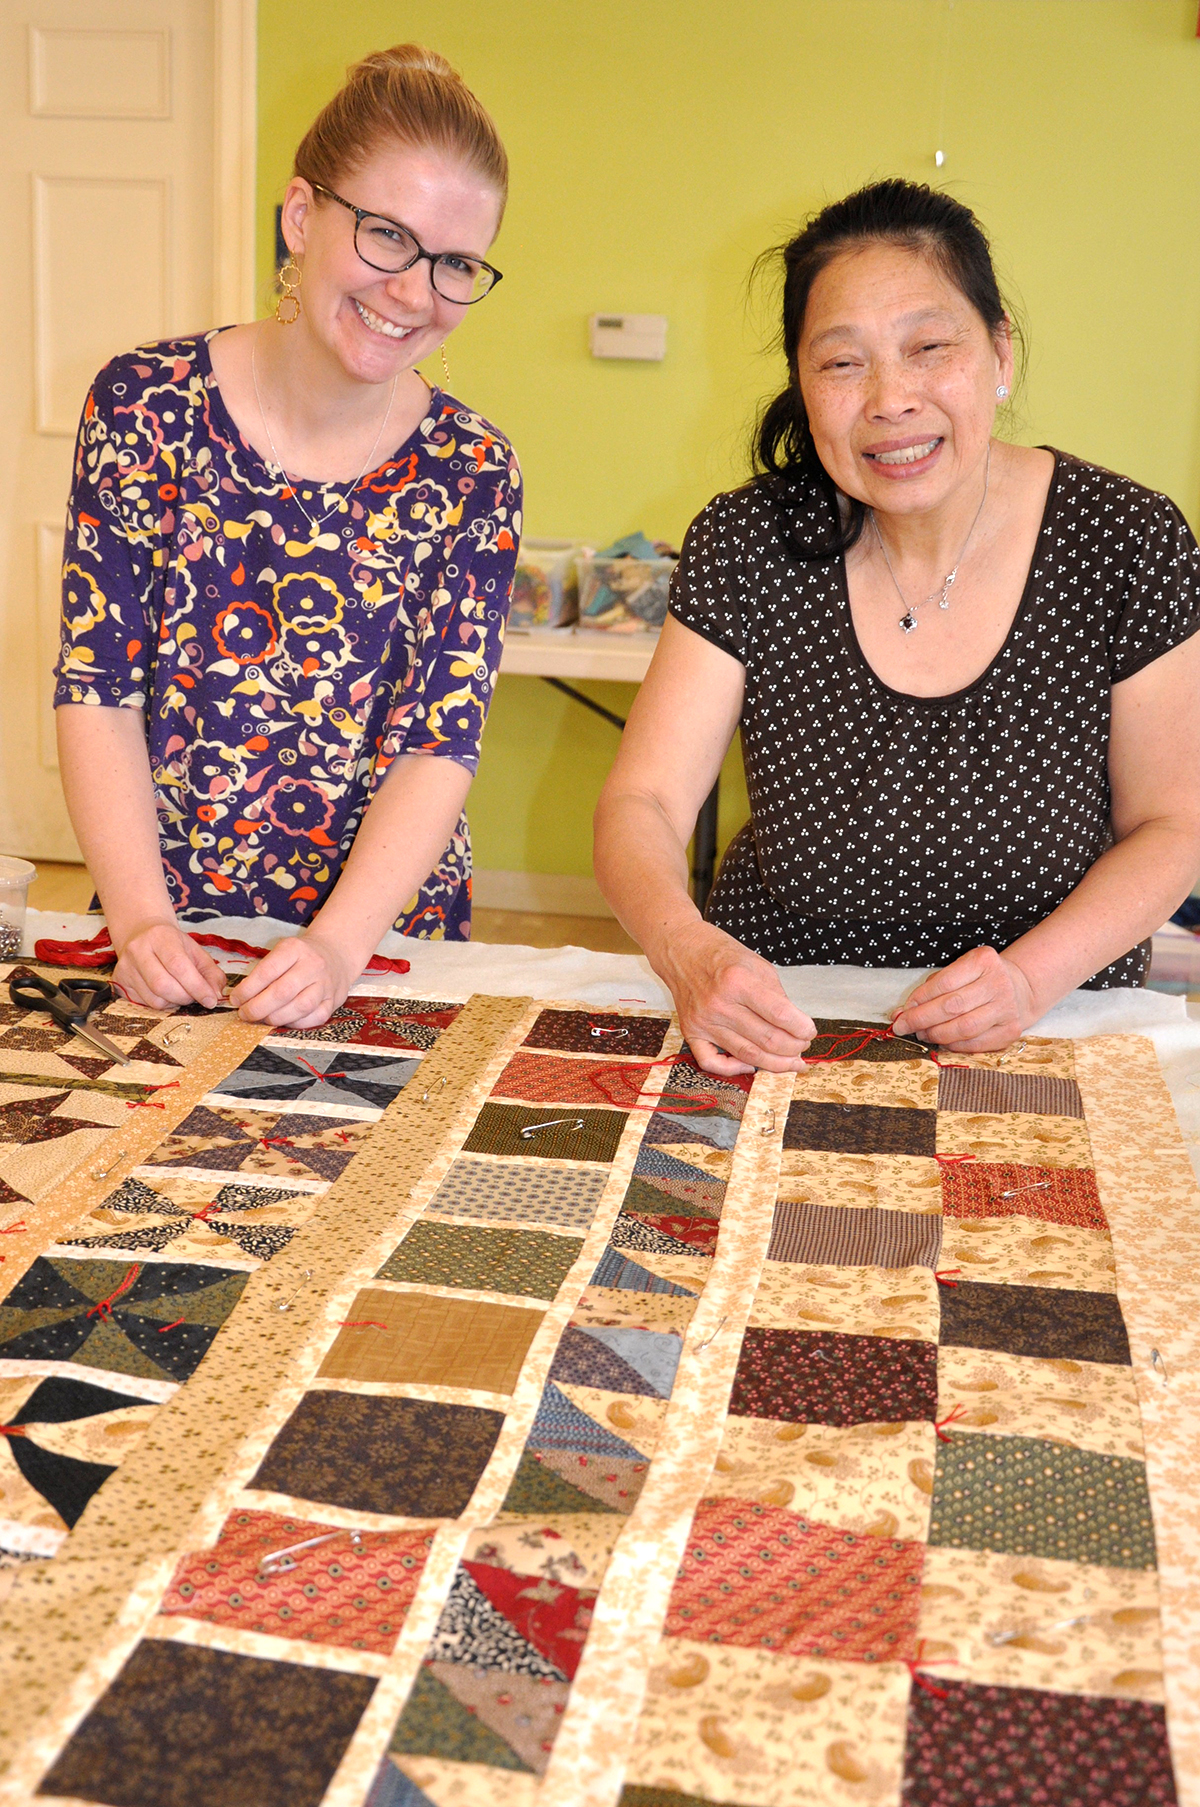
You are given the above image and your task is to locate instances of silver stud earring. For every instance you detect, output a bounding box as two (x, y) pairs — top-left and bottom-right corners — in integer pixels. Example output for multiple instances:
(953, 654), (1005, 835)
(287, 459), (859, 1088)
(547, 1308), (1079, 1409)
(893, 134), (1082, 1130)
(996, 384), (1009, 399)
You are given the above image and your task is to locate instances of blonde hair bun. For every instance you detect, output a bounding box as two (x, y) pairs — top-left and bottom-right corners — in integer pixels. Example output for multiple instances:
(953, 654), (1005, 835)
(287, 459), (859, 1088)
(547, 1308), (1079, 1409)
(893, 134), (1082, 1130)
(293, 41), (507, 211)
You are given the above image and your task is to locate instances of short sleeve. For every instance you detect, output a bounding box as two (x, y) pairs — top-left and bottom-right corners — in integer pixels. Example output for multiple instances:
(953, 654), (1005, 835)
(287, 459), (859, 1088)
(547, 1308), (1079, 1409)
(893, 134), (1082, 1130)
(378, 436), (523, 776)
(668, 495), (747, 665)
(1109, 492), (1200, 683)
(54, 360), (158, 710)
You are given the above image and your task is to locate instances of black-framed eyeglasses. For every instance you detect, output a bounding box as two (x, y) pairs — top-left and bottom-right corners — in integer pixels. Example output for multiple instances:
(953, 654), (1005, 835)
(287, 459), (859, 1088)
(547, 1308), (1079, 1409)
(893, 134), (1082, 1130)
(311, 183), (503, 305)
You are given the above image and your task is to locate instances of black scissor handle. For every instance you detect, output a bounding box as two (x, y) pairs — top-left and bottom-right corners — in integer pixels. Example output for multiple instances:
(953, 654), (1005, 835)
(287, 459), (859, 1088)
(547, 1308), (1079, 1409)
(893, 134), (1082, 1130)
(60, 978), (115, 1018)
(8, 970), (113, 1027)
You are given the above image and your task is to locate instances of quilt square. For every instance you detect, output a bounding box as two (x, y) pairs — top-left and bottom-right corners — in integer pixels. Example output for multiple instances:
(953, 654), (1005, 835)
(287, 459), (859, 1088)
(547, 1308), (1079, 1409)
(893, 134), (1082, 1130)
(208, 1044), (420, 1112)
(937, 1066), (1084, 1118)
(900, 1676), (1176, 1807)
(625, 1146), (727, 1217)
(940, 1159), (1106, 1229)
(317, 1291), (544, 1393)
(501, 1445), (649, 1517)
(784, 1102), (936, 1158)
(664, 1497), (924, 1662)
(385, 1659), (563, 1776)
(777, 1150), (942, 1215)
(550, 1323), (683, 1399)
(376, 1222), (582, 1300)
(143, 1104), (370, 1183)
(589, 1248), (699, 1297)
(428, 1557), (596, 1681)
(938, 1281), (1131, 1364)
(161, 1510), (433, 1655)
(250, 1393), (504, 1517)
(0, 1256), (249, 1385)
(709, 1414), (935, 1541)
(938, 1216), (1116, 1293)
(462, 1103), (626, 1163)
(730, 1327), (938, 1426)
(35, 1637), (376, 1807)
(423, 1157), (608, 1231)
(808, 1019), (935, 1064)
(522, 1009), (670, 1057)
(0, 1373), (156, 1540)
(491, 1052), (651, 1109)
(281, 996), (462, 1051)
(58, 1175), (313, 1266)
(767, 1198), (942, 1268)
(928, 1433), (1156, 1569)
(936, 1111), (1092, 1169)
(935, 1346), (1143, 1459)
(798, 1059), (939, 1111)
(749, 1264), (939, 1341)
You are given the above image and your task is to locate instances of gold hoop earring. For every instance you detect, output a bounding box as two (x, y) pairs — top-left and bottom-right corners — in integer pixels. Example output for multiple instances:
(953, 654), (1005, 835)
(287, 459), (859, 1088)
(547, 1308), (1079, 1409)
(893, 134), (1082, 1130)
(440, 343), (451, 384)
(274, 258), (302, 325)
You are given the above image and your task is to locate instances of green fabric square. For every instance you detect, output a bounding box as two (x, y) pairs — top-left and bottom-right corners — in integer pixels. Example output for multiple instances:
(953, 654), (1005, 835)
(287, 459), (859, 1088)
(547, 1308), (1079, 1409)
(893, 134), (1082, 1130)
(377, 1223), (583, 1300)
(929, 1432), (1157, 1569)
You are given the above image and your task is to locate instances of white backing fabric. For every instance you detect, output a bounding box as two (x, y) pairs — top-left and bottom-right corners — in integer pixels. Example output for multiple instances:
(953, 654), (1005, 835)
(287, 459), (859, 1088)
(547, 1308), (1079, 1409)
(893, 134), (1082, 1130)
(22, 908), (1200, 1178)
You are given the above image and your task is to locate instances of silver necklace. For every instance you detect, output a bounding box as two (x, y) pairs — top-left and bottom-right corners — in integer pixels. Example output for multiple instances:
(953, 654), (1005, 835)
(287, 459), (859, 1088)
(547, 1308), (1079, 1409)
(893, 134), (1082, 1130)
(870, 445), (991, 634)
(251, 326), (397, 537)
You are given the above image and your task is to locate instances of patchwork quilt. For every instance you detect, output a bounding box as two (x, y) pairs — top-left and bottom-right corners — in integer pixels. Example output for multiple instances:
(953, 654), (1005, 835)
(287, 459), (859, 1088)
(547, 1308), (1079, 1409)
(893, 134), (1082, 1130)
(0, 979), (1197, 1807)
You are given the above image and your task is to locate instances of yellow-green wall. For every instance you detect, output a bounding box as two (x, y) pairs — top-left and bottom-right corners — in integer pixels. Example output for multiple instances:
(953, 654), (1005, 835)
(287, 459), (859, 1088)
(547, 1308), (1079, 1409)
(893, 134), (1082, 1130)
(257, 0), (1200, 882)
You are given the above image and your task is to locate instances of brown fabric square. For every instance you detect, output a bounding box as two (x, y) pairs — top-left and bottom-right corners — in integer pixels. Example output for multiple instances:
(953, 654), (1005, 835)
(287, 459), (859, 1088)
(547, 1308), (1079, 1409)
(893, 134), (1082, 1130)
(937, 1067), (1085, 1118)
(808, 1019), (935, 1064)
(250, 1393), (504, 1517)
(729, 1326), (938, 1425)
(492, 1052), (651, 1109)
(377, 1222), (582, 1300)
(462, 1102), (627, 1163)
(767, 1198), (942, 1269)
(938, 1280), (1131, 1365)
(36, 1637), (375, 1807)
(317, 1290), (543, 1393)
(784, 1101), (936, 1157)
(521, 1009), (669, 1056)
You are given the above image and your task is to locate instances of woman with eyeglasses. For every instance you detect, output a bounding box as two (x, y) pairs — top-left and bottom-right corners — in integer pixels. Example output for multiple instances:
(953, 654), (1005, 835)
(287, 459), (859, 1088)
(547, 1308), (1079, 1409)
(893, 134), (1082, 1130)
(54, 45), (518, 1026)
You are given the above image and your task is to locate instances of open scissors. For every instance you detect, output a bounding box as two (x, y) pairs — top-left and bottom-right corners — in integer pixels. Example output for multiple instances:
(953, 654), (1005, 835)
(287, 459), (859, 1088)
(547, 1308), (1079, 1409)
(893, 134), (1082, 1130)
(8, 970), (132, 1067)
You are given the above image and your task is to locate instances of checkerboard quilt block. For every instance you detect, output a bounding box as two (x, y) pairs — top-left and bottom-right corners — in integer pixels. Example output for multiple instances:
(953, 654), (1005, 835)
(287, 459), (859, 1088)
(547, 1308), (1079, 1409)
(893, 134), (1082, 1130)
(0, 998), (1194, 1807)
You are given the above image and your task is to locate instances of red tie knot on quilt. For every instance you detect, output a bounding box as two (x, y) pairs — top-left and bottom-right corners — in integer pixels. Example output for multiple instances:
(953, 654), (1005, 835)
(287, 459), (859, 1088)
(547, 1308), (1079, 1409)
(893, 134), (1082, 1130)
(86, 1262), (140, 1320)
(295, 1056), (349, 1081)
(934, 1268), (962, 1288)
(583, 1061), (730, 1116)
(934, 1153), (976, 1173)
(906, 1638), (956, 1699)
(1, 1221), (26, 1235)
(934, 1403), (969, 1443)
(31, 926), (411, 977)
(190, 1202), (222, 1223)
(803, 1024), (966, 1068)
(126, 1082), (180, 1112)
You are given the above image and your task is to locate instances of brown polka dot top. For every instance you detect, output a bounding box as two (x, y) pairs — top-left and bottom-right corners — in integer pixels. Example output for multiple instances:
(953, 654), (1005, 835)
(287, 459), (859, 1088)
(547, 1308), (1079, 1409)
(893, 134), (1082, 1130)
(670, 451), (1200, 987)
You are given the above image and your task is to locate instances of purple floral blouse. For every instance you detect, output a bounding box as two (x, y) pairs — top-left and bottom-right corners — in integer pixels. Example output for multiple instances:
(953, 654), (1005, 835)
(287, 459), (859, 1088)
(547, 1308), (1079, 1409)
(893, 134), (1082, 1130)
(54, 330), (521, 938)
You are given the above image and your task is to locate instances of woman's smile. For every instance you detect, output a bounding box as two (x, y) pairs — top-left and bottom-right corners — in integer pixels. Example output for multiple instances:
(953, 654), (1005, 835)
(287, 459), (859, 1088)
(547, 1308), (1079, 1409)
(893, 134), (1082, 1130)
(351, 298), (420, 340)
(861, 434), (945, 476)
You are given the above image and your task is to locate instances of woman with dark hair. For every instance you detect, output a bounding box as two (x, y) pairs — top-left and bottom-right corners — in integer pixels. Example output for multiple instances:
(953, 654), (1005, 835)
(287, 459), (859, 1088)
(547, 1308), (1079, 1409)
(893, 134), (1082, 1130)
(595, 179), (1200, 1074)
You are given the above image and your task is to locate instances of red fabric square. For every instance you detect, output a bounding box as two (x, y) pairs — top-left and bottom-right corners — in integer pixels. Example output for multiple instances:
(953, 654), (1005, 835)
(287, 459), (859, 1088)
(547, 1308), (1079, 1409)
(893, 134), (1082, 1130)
(161, 1510), (432, 1654)
(665, 1497), (924, 1663)
(941, 1161), (1106, 1230)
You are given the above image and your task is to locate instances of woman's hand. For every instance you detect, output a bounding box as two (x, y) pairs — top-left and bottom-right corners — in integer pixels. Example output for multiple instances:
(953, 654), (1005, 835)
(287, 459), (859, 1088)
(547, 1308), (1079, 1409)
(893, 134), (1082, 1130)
(660, 920), (816, 1076)
(228, 929), (357, 1029)
(891, 945), (1038, 1052)
(113, 921), (227, 1011)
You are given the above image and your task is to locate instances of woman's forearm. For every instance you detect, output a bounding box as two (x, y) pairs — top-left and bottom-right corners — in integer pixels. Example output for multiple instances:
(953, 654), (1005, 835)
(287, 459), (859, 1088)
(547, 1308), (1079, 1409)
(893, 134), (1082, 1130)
(1006, 817), (1200, 1011)
(594, 787), (706, 970)
(307, 753), (473, 964)
(55, 704), (175, 943)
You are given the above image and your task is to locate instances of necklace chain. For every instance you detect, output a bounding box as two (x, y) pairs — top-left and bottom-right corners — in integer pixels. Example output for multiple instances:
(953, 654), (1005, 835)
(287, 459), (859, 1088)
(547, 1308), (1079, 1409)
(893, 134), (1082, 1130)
(870, 445), (992, 635)
(251, 324), (397, 538)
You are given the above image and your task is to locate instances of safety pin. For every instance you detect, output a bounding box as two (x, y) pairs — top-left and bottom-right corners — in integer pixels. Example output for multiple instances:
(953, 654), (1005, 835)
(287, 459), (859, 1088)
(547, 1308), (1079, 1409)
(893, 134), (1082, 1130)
(999, 1041), (1028, 1064)
(695, 1314), (727, 1352)
(163, 1024), (193, 1047)
(986, 1612), (1092, 1648)
(994, 1180), (1051, 1199)
(760, 1109), (776, 1137)
(256, 1528), (363, 1581)
(1151, 1348), (1169, 1383)
(420, 1075), (448, 1105)
(91, 1151), (128, 1181)
(275, 1268), (313, 1312)
(520, 1118), (584, 1139)
(589, 1025), (628, 1040)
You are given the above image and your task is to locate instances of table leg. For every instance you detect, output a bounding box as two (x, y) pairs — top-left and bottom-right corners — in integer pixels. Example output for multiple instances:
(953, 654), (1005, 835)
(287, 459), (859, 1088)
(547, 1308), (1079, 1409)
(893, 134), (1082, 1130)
(692, 780), (720, 915)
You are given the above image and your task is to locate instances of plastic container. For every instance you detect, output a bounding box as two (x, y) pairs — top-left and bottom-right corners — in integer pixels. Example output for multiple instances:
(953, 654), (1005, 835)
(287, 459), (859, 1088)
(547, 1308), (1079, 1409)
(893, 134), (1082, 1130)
(509, 538), (585, 629)
(0, 857), (35, 959)
(575, 554), (676, 633)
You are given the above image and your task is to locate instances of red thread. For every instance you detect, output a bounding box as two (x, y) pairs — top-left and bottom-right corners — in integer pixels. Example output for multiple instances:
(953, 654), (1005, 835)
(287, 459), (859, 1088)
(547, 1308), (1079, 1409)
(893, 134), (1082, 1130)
(157, 1318), (185, 1334)
(30, 927), (411, 977)
(905, 1639), (953, 1699)
(935, 1403), (969, 1443)
(126, 1099), (166, 1109)
(151, 1081), (180, 1092)
(580, 1060), (727, 1117)
(86, 1262), (140, 1319)
(296, 1056), (348, 1080)
(934, 1153), (976, 1172)
(934, 1268), (962, 1288)
(338, 1320), (387, 1329)
(1, 1221), (26, 1235)
(0, 1425), (28, 1439)
(259, 1135), (294, 1150)
(804, 1023), (968, 1068)
(190, 1202), (221, 1223)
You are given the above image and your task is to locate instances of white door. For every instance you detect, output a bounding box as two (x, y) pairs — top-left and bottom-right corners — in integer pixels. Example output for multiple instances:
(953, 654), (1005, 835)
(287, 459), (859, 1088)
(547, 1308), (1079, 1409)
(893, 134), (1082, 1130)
(0, 0), (255, 862)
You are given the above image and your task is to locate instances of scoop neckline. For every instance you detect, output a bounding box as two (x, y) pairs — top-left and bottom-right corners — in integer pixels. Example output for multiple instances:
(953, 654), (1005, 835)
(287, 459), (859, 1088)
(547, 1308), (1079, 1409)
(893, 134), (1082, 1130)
(196, 326), (442, 489)
(835, 446), (1062, 707)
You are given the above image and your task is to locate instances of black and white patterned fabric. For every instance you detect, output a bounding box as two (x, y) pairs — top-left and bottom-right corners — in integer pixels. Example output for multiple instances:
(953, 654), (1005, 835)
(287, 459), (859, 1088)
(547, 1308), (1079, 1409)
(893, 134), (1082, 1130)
(671, 450), (1200, 985)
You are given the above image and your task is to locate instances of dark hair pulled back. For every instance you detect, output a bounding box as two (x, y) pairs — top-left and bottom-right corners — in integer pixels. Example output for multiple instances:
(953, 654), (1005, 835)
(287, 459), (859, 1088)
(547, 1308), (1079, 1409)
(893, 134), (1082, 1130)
(754, 178), (1012, 561)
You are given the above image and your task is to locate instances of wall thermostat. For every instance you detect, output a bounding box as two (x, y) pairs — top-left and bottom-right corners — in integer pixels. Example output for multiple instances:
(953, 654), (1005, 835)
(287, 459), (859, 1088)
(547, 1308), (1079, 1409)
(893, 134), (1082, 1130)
(589, 313), (667, 361)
